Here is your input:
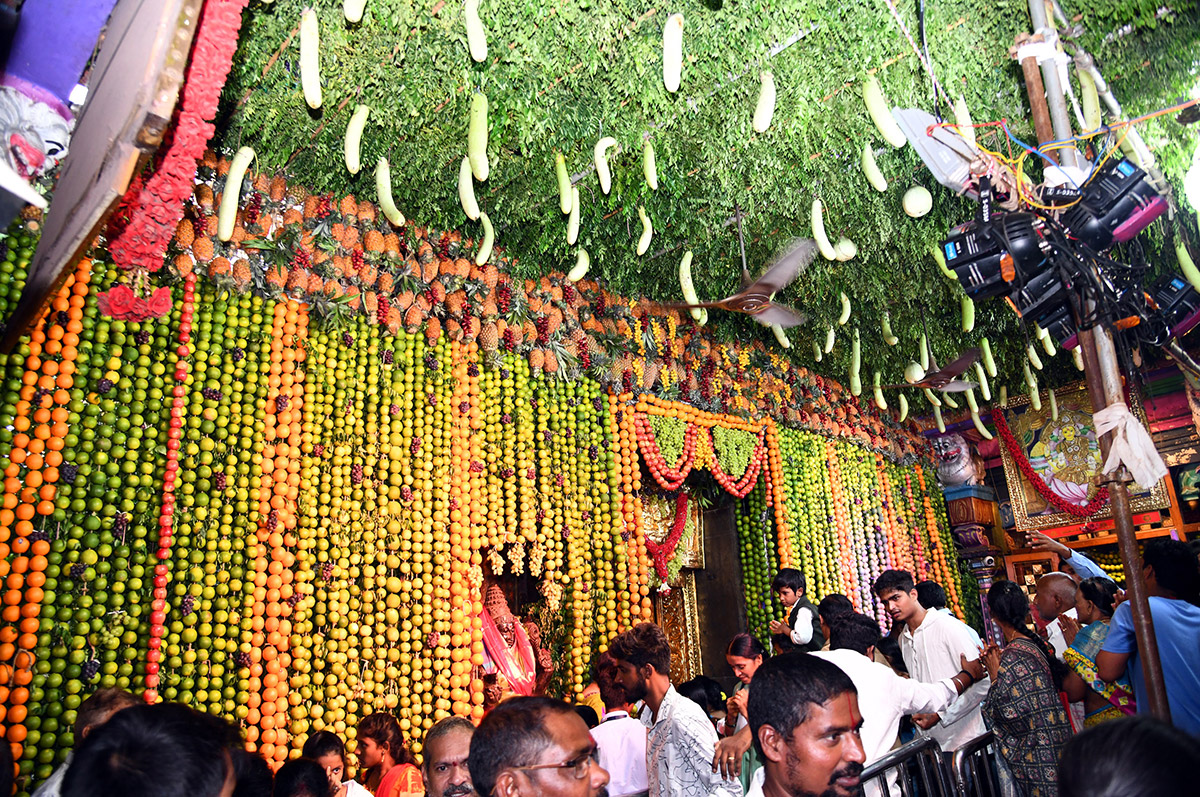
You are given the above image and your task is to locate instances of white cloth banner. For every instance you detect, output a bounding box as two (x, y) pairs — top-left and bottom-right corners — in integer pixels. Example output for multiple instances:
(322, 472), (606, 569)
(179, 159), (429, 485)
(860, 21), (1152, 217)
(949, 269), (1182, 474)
(1092, 402), (1168, 488)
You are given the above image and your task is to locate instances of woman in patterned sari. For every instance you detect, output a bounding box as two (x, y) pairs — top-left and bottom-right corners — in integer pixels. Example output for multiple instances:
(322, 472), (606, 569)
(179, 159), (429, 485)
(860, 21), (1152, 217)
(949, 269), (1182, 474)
(982, 581), (1073, 797)
(1062, 577), (1136, 726)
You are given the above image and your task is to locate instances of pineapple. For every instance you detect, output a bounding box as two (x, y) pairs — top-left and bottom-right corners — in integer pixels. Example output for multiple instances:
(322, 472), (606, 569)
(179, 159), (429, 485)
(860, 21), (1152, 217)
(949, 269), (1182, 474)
(253, 173), (270, 193)
(192, 237), (215, 263)
(403, 305), (424, 331)
(395, 290), (414, 311)
(383, 233), (401, 256)
(307, 272), (325, 294)
(364, 229), (385, 252)
(339, 194), (358, 219)
(428, 281), (446, 305)
(425, 316), (442, 345)
(303, 195), (320, 218)
(479, 262), (499, 292)
(445, 290), (466, 319)
(479, 321), (499, 353)
(269, 175), (287, 202)
(195, 184), (214, 209)
(283, 208), (303, 226)
(445, 318), (463, 341)
(174, 218), (195, 248)
(522, 320), (538, 344)
(208, 256), (232, 279)
(232, 258), (253, 291)
(529, 348), (545, 373)
(376, 271), (394, 296)
(357, 202), (377, 224)
(286, 268), (308, 293)
(360, 264), (378, 289)
(204, 214), (220, 236)
(172, 253), (194, 276)
(386, 306), (403, 335)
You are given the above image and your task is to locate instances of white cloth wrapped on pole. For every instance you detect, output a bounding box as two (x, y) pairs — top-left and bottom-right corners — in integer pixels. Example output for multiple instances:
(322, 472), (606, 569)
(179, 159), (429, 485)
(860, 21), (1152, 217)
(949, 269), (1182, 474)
(1092, 402), (1168, 488)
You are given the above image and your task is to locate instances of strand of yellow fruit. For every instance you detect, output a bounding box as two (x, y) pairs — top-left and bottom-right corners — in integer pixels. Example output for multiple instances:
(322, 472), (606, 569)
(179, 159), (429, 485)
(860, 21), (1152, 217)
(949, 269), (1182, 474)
(604, 394), (631, 633)
(463, 341), (486, 722)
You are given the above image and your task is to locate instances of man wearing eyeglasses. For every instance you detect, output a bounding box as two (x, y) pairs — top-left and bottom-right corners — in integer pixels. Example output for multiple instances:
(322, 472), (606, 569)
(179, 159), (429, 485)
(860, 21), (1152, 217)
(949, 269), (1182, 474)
(609, 623), (741, 797)
(467, 696), (611, 797)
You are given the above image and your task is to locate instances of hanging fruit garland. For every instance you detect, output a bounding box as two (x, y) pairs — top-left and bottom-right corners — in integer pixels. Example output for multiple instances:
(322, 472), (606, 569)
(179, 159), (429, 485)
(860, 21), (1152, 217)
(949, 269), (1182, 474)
(145, 272), (194, 702)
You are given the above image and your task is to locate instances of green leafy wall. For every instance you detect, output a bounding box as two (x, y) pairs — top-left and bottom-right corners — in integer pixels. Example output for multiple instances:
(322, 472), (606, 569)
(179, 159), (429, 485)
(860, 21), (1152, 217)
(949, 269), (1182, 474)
(219, 0), (1200, 396)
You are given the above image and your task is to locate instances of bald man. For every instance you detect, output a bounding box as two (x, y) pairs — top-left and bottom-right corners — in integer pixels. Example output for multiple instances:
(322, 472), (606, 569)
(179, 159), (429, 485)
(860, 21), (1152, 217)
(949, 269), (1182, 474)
(1036, 573), (1080, 659)
(1036, 571), (1086, 730)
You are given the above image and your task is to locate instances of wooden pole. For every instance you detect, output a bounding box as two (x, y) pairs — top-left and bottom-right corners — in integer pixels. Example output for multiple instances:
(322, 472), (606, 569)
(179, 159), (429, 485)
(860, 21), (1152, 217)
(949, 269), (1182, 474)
(1075, 327), (1172, 721)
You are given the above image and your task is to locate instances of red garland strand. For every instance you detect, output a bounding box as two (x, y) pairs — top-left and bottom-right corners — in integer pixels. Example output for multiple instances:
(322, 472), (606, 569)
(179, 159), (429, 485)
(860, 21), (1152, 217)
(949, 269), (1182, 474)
(144, 273), (195, 702)
(707, 427), (766, 498)
(635, 413), (697, 490)
(993, 407), (1110, 518)
(107, 0), (250, 278)
(644, 491), (689, 582)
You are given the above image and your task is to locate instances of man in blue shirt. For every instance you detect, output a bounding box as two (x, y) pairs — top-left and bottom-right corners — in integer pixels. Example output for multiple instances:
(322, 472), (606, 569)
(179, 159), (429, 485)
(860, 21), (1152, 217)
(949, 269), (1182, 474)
(1030, 530), (1113, 583)
(1098, 538), (1200, 736)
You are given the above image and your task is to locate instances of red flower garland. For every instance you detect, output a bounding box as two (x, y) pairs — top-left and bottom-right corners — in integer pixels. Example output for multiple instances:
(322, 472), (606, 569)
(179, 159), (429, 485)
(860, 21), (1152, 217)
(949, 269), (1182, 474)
(144, 273), (195, 702)
(644, 491), (690, 583)
(108, 0), (250, 275)
(993, 407), (1110, 518)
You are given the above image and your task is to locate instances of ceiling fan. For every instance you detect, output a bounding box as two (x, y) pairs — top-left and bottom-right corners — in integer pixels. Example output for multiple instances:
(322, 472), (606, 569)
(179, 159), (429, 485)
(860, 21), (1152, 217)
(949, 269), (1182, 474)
(879, 312), (979, 392)
(658, 205), (815, 328)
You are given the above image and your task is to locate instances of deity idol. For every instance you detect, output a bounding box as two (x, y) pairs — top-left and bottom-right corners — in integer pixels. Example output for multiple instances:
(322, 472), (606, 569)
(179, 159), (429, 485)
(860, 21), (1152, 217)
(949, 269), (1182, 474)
(479, 584), (538, 701)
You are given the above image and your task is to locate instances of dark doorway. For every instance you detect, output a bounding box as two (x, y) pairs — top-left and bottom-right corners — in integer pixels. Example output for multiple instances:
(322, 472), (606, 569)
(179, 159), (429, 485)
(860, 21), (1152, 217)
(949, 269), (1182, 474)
(693, 502), (748, 695)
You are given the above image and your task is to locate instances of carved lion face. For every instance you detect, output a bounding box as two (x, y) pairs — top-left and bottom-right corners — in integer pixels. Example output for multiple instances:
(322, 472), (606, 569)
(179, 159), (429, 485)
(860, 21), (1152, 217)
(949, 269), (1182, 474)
(0, 87), (73, 179)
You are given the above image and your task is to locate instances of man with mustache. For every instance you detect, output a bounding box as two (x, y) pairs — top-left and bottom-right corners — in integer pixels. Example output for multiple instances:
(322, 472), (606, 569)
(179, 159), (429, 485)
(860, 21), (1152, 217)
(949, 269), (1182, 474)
(422, 716), (475, 797)
(746, 653), (867, 797)
(609, 623), (741, 797)
(467, 696), (611, 797)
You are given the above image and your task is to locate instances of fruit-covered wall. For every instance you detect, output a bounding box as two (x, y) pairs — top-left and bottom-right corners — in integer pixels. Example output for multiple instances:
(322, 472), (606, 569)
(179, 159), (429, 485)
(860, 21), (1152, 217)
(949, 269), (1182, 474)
(0, 173), (968, 792)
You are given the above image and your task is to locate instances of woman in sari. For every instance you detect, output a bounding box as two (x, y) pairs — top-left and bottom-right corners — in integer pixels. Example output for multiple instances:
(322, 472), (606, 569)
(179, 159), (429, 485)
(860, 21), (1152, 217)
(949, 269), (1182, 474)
(1062, 577), (1136, 726)
(715, 633), (766, 792)
(357, 713), (423, 797)
(982, 581), (1073, 797)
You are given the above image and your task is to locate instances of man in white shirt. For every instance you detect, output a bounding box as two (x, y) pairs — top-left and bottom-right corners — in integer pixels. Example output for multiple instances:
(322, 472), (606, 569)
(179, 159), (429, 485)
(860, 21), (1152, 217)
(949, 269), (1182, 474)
(815, 613), (987, 797)
(610, 623), (741, 797)
(745, 653), (867, 797)
(916, 580), (983, 650)
(592, 653), (648, 797)
(872, 570), (990, 753)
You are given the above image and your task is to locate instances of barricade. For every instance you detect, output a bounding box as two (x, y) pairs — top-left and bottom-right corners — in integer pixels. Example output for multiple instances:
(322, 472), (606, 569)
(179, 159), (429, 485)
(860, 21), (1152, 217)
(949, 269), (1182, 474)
(859, 736), (954, 797)
(951, 731), (1003, 796)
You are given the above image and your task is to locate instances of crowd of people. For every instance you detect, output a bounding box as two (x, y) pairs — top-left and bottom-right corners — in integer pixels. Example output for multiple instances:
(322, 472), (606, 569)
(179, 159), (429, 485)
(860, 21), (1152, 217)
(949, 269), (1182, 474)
(12, 536), (1200, 797)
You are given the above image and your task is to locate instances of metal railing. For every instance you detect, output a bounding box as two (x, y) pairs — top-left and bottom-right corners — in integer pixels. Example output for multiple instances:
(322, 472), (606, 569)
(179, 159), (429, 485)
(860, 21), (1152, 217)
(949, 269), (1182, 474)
(860, 736), (954, 797)
(951, 731), (1003, 797)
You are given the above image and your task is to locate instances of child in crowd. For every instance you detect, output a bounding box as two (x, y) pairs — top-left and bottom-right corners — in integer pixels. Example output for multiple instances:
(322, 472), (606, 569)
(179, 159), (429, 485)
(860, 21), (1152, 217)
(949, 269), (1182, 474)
(769, 568), (824, 653)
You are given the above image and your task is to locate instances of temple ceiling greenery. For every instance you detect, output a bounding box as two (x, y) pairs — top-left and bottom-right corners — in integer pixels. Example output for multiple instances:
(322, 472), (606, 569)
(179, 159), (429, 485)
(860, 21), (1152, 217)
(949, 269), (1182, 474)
(218, 0), (1200, 395)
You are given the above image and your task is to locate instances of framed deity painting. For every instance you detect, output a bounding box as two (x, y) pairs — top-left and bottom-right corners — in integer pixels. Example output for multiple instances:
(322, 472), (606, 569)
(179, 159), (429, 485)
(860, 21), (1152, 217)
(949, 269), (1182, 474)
(997, 381), (1169, 531)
